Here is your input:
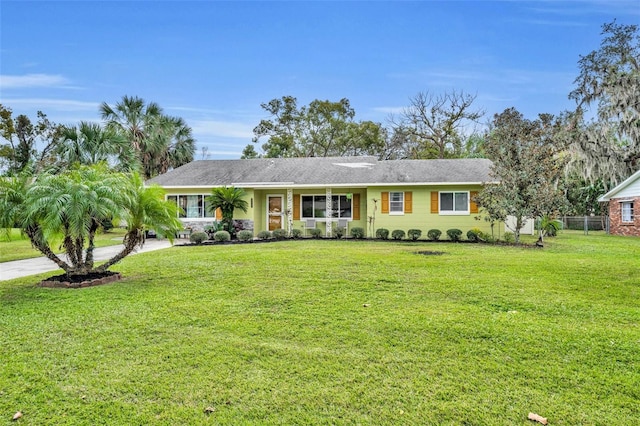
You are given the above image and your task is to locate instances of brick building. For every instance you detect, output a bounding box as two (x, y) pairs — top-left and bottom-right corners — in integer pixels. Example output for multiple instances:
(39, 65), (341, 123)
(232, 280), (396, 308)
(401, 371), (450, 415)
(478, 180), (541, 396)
(599, 170), (640, 237)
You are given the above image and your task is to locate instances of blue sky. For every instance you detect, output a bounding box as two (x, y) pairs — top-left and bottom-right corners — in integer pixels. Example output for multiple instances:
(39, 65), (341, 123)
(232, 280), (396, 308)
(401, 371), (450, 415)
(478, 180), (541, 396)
(1, 1), (638, 158)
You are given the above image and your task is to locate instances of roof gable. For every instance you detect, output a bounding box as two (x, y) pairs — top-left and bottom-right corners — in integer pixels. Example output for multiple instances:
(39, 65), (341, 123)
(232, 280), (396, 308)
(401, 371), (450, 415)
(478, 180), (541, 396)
(146, 156), (495, 188)
(598, 169), (640, 201)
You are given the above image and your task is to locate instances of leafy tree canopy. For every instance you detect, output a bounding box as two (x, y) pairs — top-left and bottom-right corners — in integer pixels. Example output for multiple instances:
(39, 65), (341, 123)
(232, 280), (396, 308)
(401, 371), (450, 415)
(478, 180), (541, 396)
(568, 20), (640, 185)
(0, 104), (63, 175)
(248, 96), (385, 158)
(477, 108), (568, 243)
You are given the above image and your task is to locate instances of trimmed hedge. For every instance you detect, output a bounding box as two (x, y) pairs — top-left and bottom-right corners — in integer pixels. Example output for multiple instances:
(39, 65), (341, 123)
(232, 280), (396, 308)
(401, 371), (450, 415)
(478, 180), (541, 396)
(350, 227), (365, 239)
(272, 229), (288, 240)
(376, 228), (389, 240)
(407, 229), (422, 241)
(189, 231), (208, 245)
(257, 230), (272, 240)
(391, 230), (405, 240)
(427, 229), (442, 241)
(237, 230), (254, 242)
(446, 228), (463, 242)
(214, 230), (231, 242)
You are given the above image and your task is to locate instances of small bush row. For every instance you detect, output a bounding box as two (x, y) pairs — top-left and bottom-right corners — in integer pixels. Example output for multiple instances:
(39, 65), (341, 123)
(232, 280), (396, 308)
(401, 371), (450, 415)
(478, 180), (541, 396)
(192, 227), (499, 243)
(374, 227), (494, 242)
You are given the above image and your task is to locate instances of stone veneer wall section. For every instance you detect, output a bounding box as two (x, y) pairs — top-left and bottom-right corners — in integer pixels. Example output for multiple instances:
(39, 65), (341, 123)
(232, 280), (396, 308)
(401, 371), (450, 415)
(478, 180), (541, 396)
(180, 219), (254, 233)
(608, 196), (640, 237)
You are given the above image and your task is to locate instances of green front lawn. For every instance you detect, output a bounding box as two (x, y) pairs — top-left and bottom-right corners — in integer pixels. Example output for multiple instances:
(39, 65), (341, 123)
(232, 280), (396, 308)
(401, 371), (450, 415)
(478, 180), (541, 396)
(1, 232), (638, 424)
(0, 228), (128, 263)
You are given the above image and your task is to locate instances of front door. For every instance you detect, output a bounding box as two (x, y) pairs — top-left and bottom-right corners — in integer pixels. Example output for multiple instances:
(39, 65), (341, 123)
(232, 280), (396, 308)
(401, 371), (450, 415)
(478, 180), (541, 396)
(267, 196), (283, 231)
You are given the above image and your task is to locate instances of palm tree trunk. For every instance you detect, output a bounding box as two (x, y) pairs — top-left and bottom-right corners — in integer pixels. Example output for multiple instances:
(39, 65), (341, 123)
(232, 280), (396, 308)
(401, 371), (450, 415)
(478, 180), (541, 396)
(84, 220), (100, 270)
(94, 230), (143, 273)
(25, 225), (72, 273)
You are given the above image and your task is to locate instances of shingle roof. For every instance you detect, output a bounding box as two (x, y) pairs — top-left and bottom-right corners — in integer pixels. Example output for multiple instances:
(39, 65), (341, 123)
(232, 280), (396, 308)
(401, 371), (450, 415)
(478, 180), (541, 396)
(146, 156), (495, 187)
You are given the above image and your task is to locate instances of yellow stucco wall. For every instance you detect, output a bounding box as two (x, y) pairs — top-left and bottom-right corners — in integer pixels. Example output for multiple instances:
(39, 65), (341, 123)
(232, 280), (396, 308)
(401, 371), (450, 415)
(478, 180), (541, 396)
(164, 186), (504, 238)
(366, 186), (504, 237)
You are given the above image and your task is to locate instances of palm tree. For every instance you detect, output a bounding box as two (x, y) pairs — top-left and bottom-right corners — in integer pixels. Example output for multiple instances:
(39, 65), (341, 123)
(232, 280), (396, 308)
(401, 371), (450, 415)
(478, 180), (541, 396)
(96, 172), (181, 272)
(141, 116), (195, 179)
(206, 186), (249, 235)
(101, 95), (195, 179)
(20, 165), (126, 275)
(55, 121), (133, 170)
(1, 164), (180, 277)
(0, 174), (30, 241)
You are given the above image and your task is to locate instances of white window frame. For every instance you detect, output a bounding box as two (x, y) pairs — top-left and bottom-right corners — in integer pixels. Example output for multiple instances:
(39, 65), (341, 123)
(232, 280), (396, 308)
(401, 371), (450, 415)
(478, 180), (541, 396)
(439, 191), (470, 215)
(167, 194), (215, 219)
(389, 191), (404, 215)
(621, 201), (634, 223)
(301, 194), (352, 220)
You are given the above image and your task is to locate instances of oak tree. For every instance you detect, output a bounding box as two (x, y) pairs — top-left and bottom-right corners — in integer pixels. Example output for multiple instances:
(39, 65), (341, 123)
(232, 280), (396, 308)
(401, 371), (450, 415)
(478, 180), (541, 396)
(477, 108), (568, 243)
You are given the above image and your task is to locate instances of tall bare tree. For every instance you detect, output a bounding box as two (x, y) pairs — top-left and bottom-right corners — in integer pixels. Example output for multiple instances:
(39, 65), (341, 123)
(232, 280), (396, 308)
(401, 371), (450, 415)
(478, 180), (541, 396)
(396, 90), (484, 159)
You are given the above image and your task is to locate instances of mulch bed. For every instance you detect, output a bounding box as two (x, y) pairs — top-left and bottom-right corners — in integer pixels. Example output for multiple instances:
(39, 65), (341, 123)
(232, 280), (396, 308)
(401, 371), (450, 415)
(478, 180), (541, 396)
(39, 271), (122, 288)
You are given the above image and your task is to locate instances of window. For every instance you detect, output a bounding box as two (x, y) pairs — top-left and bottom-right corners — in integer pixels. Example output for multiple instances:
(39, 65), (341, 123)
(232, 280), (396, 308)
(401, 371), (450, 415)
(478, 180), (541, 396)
(621, 201), (634, 222)
(167, 194), (215, 218)
(389, 192), (404, 214)
(440, 191), (469, 214)
(301, 195), (352, 219)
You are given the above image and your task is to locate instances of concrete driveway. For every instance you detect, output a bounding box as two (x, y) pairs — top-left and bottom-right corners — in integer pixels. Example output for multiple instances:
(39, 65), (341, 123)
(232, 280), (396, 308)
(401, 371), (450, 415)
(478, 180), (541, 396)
(0, 239), (174, 281)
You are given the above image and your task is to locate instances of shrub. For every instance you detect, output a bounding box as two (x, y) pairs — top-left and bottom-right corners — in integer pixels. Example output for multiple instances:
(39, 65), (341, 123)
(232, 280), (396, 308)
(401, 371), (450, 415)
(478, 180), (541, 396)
(446, 228), (463, 241)
(310, 228), (322, 238)
(257, 230), (272, 240)
(391, 229), (405, 240)
(376, 228), (389, 240)
(350, 227), (365, 239)
(237, 230), (254, 242)
(467, 228), (481, 242)
(502, 232), (515, 243)
(291, 229), (302, 239)
(334, 226), (346, 239)
(538, 215), (562, 237)
(407, 229), (422, 241)
(427, 229), (442, 241)
(205, 222), (224, 237)
(189, 231), (208, 245)
(272, 228), (288, 240)
(213, 230), (230, 242)
(480, 232), (495, 243)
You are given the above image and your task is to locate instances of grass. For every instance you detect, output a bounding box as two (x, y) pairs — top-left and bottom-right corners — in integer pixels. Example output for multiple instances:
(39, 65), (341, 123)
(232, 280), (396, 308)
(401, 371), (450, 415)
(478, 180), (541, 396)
(0, 228), (128, 263)
(1, 231), (638, 425)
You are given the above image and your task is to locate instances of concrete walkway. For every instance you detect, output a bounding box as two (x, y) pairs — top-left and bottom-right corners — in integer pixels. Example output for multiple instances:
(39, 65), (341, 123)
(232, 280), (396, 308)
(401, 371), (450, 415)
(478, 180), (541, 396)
(0, 239), (174, 281)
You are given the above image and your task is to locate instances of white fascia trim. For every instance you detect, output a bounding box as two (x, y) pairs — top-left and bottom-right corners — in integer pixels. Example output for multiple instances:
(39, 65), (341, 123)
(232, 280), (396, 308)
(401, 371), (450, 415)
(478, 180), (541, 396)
(598, 169), (640, 202)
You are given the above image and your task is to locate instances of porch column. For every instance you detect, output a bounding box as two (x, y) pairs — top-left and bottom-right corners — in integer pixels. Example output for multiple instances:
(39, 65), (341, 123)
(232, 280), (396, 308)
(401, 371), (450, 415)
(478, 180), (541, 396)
(287, 188), (293, 237)
(325, 188), (332, 237)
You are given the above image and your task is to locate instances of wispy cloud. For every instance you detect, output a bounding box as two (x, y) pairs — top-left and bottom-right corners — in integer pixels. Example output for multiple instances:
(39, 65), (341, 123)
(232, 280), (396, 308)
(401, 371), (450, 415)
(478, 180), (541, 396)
(190, 119), (254, 140)
(0, 73), (76, 89)
(1, 98), (99, 111)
